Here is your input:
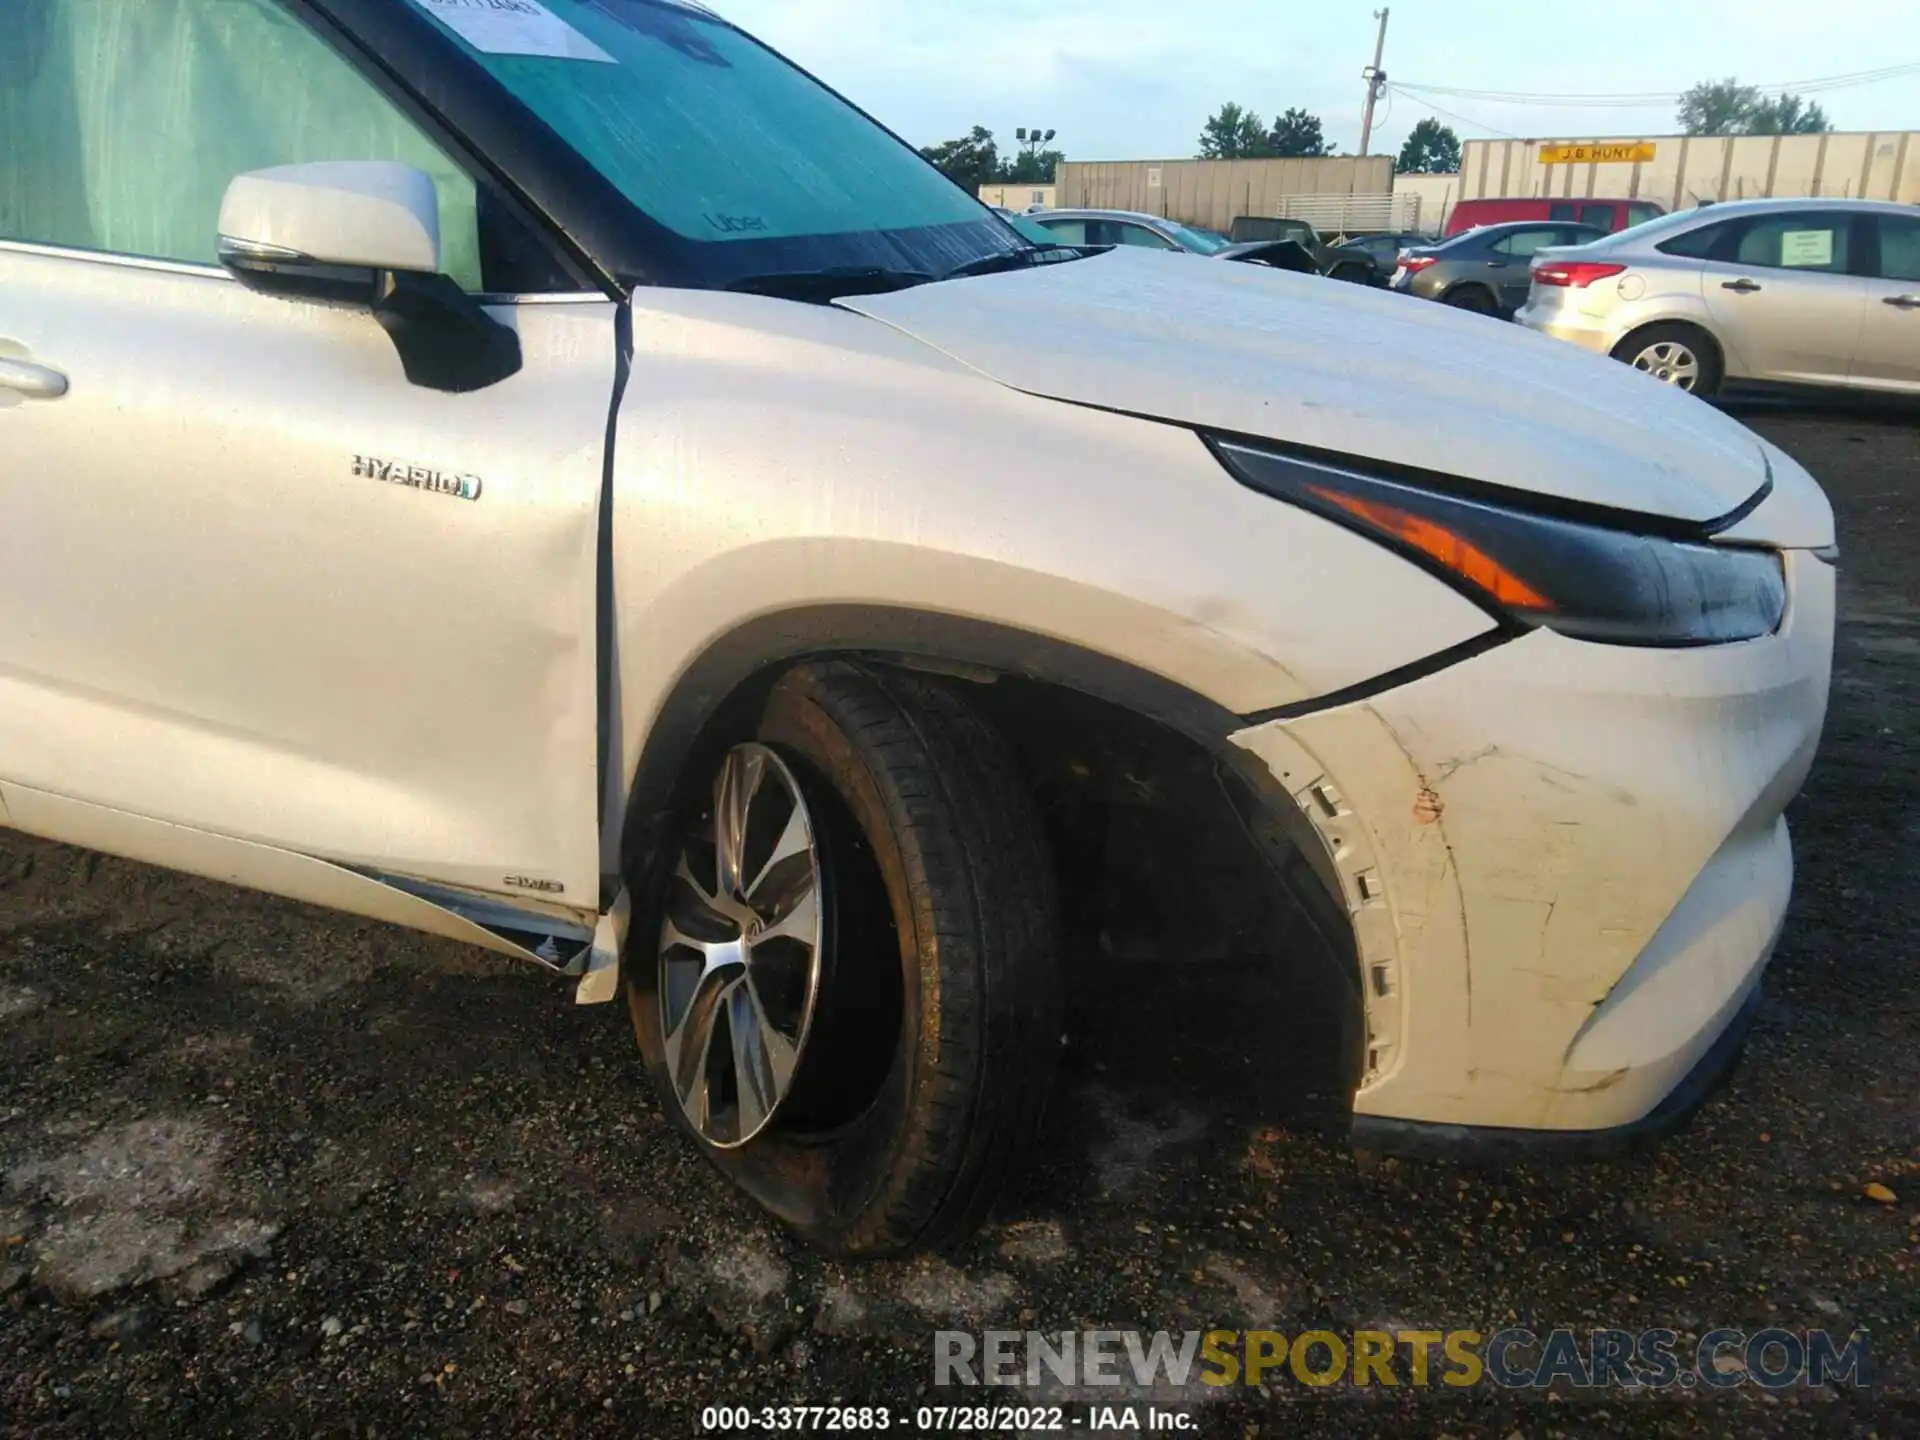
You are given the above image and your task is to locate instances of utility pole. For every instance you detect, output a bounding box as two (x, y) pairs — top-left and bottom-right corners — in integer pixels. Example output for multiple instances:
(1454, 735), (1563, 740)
(1357, 8), (1390, 157)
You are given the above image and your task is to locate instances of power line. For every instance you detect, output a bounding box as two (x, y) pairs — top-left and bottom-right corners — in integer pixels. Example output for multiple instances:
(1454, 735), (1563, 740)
(1382, 85), (1525, 140)
(1391, 60), (1920, 109)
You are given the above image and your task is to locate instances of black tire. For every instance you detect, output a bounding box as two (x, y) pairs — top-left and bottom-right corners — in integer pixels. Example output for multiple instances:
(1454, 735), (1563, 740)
(1442, 285), (1498, 315)
(1330, 263), (1373, 285)
(626, 660), (1061, 1255)
(1610, 322), (1723, 398)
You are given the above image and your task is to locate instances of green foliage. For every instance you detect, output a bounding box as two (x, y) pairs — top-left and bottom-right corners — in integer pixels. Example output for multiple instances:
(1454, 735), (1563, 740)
(1002, 147), (1065, 185)
(919, 125), (1001, 191)
(1198, 102), (1272, 159)
(918, 127), (1063, 187)
(1268, 107), (1332, 157)
(1744, 92), (1832, 135)
(1199, 103), (1335, 160)
(1396, 118), (1461, 174)
(1678, 79), (1832, 136)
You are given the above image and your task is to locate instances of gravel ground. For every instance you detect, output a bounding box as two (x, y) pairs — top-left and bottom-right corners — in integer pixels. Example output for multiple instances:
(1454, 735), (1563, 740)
(2, 408), (1915, 1439)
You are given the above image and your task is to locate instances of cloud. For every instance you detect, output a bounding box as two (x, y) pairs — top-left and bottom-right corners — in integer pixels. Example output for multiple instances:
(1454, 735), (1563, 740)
(713, 0), (1919, 161)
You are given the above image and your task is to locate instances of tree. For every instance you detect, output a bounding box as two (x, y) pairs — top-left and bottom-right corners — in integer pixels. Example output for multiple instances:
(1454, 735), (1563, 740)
(1744, 92), (1832, 135)
(1268, 107), (1332, 157)
(1396, 118), (1461, 174)
(1678, 79), (1761, 135)
(1001, 147), (1064, 184)
(918, 126), (1000, 191)
(1198, 102), (1272, 159)
(1678, 79), (1833, 136)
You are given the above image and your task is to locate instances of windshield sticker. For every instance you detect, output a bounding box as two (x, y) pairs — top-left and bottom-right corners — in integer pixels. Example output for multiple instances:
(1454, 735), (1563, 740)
(1779, 229), (1834, 268)
(408, 0), (616, 63)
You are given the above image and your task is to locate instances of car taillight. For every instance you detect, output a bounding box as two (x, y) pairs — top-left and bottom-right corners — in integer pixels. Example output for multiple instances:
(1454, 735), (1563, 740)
(1532, 260), (1626, 288)
(1399, 255), (1437, 272)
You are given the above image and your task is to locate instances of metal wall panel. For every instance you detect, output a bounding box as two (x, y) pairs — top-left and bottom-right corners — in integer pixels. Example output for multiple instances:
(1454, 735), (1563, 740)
(1460, 132), (1920, 208)
(1056, 157), (1395, 229)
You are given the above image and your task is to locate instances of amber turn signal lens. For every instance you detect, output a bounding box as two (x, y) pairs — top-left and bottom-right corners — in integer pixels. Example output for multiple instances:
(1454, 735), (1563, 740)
(1304, 484), (1555, 611)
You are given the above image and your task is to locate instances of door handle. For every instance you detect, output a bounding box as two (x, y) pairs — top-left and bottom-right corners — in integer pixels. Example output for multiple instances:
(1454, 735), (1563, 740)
(1721, 278), (1763, 293)
(0, 356), (68, 400)
(1884, 294), (1920, 309)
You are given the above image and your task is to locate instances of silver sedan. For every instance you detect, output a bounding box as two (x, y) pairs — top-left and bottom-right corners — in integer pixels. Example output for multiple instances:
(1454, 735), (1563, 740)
(1516, 196), (1920, 398)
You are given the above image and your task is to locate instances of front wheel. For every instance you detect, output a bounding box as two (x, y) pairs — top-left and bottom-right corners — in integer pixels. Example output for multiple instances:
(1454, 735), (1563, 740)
(627, 661), (1061, 1255)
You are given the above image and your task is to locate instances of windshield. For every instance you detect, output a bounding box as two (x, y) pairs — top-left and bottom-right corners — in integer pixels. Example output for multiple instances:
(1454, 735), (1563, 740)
(405, 0), (1023, 288)
(1165, 222), (1231, 254)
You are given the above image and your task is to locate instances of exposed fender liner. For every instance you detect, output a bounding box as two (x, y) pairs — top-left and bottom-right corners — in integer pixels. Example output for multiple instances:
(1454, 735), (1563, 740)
(611, 607), (1374, 1091)
(613, 604), (1374, 962)
(595, 301), (635, 909)
(616, 605), (1251, 880)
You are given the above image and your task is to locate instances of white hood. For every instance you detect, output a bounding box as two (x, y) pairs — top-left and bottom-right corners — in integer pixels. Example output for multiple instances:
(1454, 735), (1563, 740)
(838, 247), (1767, 524)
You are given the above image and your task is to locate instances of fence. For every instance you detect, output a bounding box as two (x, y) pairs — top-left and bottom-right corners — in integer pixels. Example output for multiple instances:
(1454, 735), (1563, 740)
(1270, 192), (1423, 235)
(1056, 156), (1395, 232)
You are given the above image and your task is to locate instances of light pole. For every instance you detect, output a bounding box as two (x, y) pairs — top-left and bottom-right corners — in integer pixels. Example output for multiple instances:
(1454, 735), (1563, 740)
(1015, 127), (1057, 161)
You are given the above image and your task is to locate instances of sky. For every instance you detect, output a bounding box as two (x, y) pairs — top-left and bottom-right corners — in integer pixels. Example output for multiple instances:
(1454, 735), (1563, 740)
(715, 0), (1920, 162)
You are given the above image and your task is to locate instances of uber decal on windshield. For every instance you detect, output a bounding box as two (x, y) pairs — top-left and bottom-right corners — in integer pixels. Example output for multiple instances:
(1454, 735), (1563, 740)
(409, 0), (616, 63)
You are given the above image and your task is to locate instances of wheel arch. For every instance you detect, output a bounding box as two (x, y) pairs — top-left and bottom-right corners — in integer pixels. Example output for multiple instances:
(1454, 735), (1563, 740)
(615, 606), (1243, 889)
(1610, 316), (1728, 378)
(611, 605), (1367, 1091)
(1439, 280), (1500, 310)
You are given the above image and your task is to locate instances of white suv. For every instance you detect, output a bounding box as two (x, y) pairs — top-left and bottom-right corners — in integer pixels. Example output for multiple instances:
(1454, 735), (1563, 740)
(1, 0), (1835, 1254)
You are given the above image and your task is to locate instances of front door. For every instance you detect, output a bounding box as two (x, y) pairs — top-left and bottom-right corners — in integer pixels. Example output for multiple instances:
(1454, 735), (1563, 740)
(1853, 212), (1920, 392)
(1699, 210), (1867, 387)
(0, 0), (613, 905)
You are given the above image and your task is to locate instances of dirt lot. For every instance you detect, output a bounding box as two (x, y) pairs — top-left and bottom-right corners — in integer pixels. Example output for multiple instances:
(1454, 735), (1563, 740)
(2, 408), (1916, 1439)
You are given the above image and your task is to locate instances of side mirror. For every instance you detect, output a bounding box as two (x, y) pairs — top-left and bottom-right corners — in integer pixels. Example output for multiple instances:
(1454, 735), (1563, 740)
(217, 162), (520, 394)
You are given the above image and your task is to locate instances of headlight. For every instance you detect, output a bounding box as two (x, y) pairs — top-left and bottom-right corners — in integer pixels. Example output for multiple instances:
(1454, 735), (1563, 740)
(1213, 440), (1786, 646)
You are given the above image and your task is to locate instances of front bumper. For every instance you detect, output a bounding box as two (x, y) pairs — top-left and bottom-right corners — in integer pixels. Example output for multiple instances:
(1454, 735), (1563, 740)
(1351, 983), (1763, 1159)
(1231, 549), (1834, 1136)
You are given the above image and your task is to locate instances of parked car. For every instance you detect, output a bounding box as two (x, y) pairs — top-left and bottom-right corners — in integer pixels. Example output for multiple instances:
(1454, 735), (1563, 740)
(1028, 208), (1325, 275)
(1446, 197), (1666, 236)
(1224, 215), (1381, 283)
(1, 0), (1835, 1257)
(1516, 197), (1920, 398)
(1392, 220), (1608, 315)
(1341, 229), (1441, 282)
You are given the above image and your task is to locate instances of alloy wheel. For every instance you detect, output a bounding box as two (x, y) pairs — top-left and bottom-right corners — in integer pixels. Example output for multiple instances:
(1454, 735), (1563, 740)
(1630, 340), (1700, 390)
(659, 743), (824, 1147)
